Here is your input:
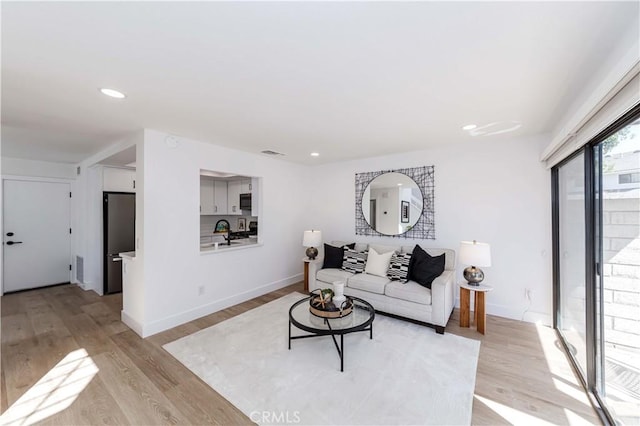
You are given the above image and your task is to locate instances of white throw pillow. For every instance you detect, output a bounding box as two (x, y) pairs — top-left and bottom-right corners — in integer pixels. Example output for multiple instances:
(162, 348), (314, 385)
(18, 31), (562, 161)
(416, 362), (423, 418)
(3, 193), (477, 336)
(365, 247), (394, 278)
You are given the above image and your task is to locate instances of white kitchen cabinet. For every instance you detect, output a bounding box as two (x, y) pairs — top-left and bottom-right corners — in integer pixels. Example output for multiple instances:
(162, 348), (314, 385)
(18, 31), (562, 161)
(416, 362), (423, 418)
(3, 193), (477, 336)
(214, 180), (228, 214)
(201, 178), (229, 215)
(103, 167), (136, 192)
(227, 180), (242, 215)
(240, 179), (252, 194)
(200, 176), (215, 215)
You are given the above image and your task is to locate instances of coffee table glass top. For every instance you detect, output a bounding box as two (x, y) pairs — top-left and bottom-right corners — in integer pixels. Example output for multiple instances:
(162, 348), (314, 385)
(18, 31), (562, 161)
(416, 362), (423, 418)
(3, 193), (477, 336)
(289, 296), (374, 335)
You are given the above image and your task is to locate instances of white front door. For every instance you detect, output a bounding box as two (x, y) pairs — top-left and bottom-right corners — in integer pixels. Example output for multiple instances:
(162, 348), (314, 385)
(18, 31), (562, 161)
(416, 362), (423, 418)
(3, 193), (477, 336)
(3, 179), (71, 293)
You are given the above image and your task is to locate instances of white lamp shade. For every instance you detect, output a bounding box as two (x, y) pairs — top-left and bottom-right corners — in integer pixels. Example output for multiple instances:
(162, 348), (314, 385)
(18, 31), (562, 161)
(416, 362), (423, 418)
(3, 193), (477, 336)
(303, 230), (322, 247)
(459, 240), (491, 267)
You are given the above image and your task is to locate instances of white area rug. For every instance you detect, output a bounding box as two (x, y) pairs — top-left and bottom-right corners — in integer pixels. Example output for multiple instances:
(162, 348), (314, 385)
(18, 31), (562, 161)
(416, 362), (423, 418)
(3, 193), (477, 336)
(164, 293), (480, 425)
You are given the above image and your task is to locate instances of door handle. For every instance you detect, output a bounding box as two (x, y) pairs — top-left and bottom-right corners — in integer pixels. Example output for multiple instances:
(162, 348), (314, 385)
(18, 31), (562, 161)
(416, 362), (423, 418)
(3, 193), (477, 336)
(6, 241), (23, 245)
(112, 257), (122, 262)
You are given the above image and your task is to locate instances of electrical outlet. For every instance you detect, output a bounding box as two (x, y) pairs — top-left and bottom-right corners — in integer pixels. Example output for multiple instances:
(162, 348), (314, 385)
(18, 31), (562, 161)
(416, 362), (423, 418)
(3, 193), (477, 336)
(198, 285), (205, 296)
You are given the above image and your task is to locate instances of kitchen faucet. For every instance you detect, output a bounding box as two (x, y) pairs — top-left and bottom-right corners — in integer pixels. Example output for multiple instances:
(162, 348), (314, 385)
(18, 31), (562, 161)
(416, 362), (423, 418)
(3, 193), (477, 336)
(214, 219), (232, 245)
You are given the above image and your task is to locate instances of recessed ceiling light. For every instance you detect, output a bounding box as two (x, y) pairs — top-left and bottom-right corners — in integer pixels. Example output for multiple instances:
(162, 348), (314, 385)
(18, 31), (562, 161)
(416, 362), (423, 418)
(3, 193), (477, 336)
(100, 88), (126, 99)
(397, 183), (402, 186)
(310, 152), (320, 157)
(462, 124), (477, 131)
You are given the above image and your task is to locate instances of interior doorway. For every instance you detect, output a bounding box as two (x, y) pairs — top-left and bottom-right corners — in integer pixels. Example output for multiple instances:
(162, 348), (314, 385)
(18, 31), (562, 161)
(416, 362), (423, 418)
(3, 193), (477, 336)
(369, 199), (377, 229)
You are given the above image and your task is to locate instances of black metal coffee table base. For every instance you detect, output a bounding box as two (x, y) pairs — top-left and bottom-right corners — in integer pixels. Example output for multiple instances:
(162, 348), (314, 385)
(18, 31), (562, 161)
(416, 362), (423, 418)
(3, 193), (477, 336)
(288, 296), (375, 372)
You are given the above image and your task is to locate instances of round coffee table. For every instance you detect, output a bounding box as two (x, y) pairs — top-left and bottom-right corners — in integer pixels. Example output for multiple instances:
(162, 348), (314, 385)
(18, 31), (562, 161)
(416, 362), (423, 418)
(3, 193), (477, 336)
(288, 295), (375, 372)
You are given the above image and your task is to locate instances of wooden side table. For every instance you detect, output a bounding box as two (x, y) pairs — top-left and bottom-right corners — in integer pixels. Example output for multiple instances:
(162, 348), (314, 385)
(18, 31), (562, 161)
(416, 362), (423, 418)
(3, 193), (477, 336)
(303, 258), (310, 291)
(303, 258), (322, 292)
(459, 282), (493, 335)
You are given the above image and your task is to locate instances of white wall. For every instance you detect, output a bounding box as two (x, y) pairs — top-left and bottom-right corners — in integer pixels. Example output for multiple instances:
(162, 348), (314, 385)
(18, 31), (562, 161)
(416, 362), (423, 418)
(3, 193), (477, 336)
(1, 157), (77, 180)
(309, 134), (553, 324)
(122, 141), (146, 331)
(77, 165), (105, 292)
(132, 129), (308, 336)
(1, 143), (3, 295)
(2, 131), (554, 329)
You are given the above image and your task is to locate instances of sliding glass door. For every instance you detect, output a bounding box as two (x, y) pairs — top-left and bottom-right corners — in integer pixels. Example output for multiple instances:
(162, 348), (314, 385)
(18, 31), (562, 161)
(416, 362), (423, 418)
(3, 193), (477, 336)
(557, 152), (587, 374)
(594, 117), (640, 425)
(554, 110), (640, 425)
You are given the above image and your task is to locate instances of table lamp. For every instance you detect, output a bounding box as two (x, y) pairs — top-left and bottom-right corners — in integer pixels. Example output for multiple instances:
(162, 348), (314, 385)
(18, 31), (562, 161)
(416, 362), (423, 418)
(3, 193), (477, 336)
(303, 230), (322, 260)
(459, 240), (491, 285)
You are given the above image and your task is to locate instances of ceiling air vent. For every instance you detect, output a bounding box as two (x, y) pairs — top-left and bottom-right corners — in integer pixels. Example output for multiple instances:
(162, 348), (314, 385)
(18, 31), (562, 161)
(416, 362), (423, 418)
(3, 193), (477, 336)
(260, 150), (285, 156)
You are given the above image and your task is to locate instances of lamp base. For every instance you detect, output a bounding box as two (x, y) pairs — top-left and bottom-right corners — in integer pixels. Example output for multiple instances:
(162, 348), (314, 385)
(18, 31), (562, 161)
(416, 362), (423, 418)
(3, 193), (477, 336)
(463, 266), (484, 286)
(306, 247), (318, 260)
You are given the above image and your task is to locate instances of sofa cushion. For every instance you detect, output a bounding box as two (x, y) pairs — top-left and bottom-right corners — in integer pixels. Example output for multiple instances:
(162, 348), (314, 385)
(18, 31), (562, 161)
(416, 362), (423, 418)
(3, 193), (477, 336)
(317, 268), (354, 284)
(354, 243), (368, 252)
(323, 243), (355, 269)
(387, 252), (412, 282)
(369, 244), (401, 255)
(331, 241), (355, 249)
(364, 247), (394, 277)
(401, 245), (415, 254)
(409, 245), (445, 289)
(385, 280), (432, 305)
(347, 273), (390, 295)
(342, 248), (368, 274)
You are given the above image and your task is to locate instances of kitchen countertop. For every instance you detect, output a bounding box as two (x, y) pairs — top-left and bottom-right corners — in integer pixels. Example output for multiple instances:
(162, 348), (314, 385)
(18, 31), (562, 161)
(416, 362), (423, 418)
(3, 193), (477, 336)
(200, 237), (260, 254)
(120, 251), (136, 260)
(201, 232), (229, 238)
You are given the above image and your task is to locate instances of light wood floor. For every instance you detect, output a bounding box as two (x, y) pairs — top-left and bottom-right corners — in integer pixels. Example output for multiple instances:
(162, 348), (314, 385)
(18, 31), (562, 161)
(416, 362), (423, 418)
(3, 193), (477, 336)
(1, 283), (601, 425)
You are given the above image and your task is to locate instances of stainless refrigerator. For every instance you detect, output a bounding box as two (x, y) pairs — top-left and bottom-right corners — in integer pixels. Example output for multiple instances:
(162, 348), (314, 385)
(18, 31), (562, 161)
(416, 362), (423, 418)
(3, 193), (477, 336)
(103, 192), (135, 294)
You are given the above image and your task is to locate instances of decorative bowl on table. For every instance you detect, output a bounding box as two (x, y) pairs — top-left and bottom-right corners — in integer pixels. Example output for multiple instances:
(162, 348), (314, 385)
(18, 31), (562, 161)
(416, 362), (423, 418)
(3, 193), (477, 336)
(309, 289), (353, 318)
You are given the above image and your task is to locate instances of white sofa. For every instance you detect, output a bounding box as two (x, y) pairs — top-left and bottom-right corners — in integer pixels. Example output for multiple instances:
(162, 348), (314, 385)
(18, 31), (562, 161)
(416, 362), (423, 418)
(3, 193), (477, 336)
(308, 241), (456, 334)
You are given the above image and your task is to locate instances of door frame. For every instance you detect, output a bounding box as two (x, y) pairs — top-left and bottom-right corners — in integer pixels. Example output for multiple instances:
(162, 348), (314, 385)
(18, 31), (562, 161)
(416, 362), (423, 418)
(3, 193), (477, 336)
(1, 175), (75, 296)
(102, 191), (135, 295)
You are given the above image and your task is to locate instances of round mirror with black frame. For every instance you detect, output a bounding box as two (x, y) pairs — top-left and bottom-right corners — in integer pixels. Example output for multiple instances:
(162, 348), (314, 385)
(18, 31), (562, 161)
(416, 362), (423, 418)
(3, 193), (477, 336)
(361, 172), (423, 236)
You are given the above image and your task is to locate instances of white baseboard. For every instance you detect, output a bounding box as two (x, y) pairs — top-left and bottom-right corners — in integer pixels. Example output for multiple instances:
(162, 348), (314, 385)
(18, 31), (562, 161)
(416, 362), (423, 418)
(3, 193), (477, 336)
(521, 310), (553, 326)
(486, 302), (552, 326)
(70, 279), (87, 291)
(138, 273), (303, 338)
(455, 298), (552, 326)
(121, 310), (144, 336)
(78, 279), (103, 295)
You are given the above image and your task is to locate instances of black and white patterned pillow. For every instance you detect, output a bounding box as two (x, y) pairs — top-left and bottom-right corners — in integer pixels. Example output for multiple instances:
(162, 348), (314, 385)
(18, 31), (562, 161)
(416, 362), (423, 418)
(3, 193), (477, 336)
(387, 252), (412, 282)
(342, 248), (368, 274)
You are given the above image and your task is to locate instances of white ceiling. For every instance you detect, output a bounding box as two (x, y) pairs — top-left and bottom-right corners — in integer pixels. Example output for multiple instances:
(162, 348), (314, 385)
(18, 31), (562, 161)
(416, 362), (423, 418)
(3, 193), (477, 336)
(2, 2), (638, 165)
